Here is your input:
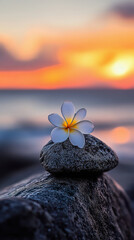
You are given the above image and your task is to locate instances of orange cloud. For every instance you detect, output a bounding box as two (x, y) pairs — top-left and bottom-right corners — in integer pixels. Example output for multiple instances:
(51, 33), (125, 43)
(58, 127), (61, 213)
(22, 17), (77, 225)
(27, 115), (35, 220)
(0, 65), (95, 89)
(0, 62), (134, 90)
(0, 18), (134, 89)
(0, 44), (59, 71)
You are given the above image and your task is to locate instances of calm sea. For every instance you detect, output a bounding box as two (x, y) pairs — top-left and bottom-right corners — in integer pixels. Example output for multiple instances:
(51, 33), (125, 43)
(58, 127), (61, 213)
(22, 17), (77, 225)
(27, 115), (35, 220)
(0, 89), (134, 163)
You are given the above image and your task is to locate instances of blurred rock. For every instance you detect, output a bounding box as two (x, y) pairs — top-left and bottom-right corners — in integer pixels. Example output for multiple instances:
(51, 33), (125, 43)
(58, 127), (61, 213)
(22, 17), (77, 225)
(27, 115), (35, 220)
(40, 135), (118, 174)
(0, 173), (133, 240)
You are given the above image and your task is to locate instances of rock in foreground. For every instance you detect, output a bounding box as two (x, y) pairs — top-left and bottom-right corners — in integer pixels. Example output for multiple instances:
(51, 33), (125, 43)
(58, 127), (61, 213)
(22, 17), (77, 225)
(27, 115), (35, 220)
(40, 135), (118, 174)
(0, 173), (133, 240)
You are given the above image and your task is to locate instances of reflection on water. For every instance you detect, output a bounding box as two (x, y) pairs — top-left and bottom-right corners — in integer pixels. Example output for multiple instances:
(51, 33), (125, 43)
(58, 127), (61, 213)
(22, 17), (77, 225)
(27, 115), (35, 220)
(111, 127), (130, 144)
(94, 126), (134, 162)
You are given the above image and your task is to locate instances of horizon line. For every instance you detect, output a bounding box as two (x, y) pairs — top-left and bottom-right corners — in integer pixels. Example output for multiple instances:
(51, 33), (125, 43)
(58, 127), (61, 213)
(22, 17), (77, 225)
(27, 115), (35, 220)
(0, 87), (134, 91)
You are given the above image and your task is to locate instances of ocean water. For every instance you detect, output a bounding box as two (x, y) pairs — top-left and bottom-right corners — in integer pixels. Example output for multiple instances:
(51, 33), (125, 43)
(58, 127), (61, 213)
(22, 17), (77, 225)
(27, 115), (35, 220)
(0, 89), (134, 163)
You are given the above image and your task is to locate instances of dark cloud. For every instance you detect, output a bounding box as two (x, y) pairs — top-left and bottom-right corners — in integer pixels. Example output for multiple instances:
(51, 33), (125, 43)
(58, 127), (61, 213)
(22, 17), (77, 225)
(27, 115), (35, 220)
(109, 2), (134, 19)
(0, 44), (59, 71)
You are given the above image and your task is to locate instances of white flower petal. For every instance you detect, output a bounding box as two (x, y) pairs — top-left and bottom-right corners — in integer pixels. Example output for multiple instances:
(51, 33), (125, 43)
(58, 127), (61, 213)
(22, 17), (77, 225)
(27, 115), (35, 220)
(51, 127), (69, 143)
(69, 129), (85, 148)
(61, 102), (75, 124)
(48, 114), (64, 127)
(73, 120), (94, 134)
(72, 108), (86, 124)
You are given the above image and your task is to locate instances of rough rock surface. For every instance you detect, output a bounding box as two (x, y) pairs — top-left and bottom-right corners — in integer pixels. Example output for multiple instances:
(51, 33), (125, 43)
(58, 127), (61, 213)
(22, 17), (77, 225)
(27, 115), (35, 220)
(0, 172), (133, 240)
(40, 135), (118, 174)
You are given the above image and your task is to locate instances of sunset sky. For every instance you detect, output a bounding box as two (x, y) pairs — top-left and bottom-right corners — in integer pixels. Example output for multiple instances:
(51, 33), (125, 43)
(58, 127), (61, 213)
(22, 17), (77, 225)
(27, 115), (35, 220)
(0, 0), (134, 89)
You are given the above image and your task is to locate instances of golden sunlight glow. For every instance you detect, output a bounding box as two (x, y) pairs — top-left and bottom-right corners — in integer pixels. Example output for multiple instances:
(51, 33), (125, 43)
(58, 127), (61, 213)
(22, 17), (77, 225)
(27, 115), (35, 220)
(110, 59), (133, 77)
(59, 50), (102, 69)
(1, 30), (134, 89)
(59, 49), (134, 87)
(111, 61), (130, 76)
(111, 127), (130, 144)
(103, 56), (134, 79)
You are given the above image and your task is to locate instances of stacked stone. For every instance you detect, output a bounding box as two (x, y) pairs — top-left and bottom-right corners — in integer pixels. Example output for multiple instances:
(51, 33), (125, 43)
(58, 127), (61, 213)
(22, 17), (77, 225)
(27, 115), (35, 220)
(0, 134), (133, 240)
(40, 134), (118, 174)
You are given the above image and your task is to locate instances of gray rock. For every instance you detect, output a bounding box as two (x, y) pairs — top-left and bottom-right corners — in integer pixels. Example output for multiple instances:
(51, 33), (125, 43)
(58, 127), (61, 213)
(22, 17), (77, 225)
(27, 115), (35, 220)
(0, 173), (133, 240)
(40, 134), (118, 174)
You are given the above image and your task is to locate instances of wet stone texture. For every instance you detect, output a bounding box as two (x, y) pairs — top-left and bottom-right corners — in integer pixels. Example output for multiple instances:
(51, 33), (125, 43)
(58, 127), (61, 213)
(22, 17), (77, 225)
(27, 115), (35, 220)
(0, 173), (133, 240)
(40, 135), (119, 174)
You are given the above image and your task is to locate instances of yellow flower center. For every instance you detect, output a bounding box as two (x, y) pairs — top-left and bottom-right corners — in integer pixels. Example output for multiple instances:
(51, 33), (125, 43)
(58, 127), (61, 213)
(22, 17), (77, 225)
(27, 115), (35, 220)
(62, 118), (77, 130)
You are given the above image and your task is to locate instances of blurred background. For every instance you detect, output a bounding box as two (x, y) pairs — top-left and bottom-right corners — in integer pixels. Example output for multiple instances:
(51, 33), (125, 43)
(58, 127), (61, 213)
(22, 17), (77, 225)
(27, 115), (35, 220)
(0, 0), (134, 199)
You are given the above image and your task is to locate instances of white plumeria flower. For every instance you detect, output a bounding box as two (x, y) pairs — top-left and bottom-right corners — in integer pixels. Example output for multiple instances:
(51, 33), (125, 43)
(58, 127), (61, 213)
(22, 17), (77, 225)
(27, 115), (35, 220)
(48, 102), (94, 148)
